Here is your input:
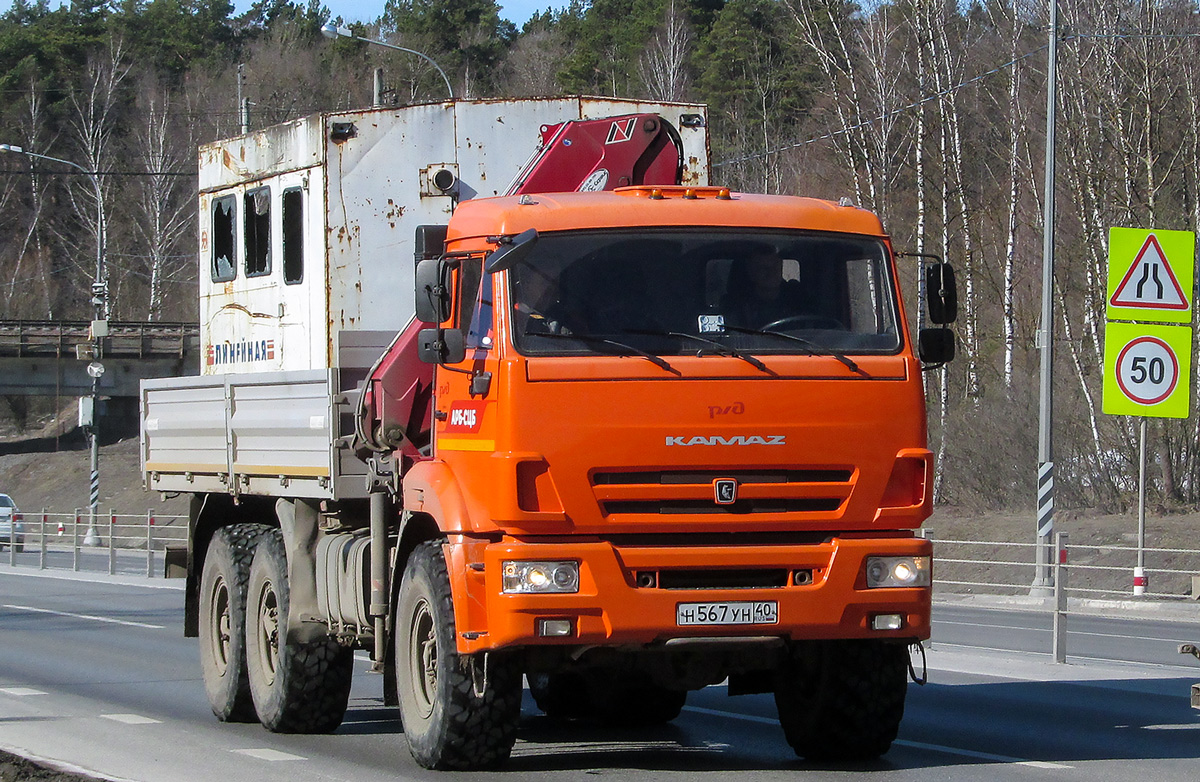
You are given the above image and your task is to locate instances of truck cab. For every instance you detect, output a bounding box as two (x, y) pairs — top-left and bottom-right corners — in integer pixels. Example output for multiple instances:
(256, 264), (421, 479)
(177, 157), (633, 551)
(391, 185), (947, 764)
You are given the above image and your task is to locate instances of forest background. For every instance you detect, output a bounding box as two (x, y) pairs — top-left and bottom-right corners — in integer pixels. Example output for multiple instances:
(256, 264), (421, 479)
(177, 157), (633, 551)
(0, 0), (1197, 516)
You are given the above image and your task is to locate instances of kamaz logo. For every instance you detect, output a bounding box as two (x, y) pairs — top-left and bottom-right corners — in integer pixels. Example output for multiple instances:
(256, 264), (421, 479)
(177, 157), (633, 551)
(665, 435), (786, 446)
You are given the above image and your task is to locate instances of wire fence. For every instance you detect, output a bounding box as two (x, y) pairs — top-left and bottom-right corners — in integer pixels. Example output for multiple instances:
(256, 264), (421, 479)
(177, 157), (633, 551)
(1, 508), (187, 579)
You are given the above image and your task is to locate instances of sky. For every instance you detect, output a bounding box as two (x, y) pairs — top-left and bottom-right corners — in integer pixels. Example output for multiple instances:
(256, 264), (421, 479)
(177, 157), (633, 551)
(245, 0), (570, 27)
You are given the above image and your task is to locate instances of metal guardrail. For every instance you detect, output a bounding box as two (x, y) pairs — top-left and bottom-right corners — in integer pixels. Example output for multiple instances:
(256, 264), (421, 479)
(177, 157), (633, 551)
(930, 533), (1200, 600)
(2, 508), (187, 578)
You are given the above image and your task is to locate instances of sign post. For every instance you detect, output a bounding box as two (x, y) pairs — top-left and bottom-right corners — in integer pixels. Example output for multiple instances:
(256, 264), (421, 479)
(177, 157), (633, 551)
(1104, 227), (1196, 596)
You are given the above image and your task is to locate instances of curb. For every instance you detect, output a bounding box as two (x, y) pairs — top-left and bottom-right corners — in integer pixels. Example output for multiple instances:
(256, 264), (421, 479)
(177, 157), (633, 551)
(0, 564), (183, 590)
(935, 591), (1200, 621)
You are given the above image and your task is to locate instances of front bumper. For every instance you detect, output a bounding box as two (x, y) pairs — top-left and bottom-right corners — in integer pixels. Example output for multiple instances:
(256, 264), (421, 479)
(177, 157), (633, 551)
(447, 534), (931, 654)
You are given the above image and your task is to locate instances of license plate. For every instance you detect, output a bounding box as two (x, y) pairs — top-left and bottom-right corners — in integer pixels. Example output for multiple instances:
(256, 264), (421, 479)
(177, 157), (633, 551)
(676, 601), (778, 626)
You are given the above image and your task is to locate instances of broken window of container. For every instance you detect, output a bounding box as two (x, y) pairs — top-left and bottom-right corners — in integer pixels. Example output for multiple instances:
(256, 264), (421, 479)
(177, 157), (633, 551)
(245, 186), (271, 277)
(211, 195), (236, 282)
(283, 187), (304, 284)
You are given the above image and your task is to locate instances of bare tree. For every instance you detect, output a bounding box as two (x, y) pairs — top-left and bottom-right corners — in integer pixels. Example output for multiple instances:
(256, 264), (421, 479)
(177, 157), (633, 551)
(500, 27), (569, 96)
(2, 79), (57, 319)
(131, 76), (195, 321)
(66, 37), (131, 316)
(638, 0), (692, 102)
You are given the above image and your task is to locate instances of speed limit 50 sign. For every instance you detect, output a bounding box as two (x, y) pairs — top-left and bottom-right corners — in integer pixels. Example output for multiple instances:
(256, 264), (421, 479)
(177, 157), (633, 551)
(1103, 322), (1192, 418)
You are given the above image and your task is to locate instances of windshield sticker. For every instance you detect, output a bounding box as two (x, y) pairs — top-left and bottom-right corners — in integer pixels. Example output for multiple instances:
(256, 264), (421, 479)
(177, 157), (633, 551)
(698, 314), (726, 334)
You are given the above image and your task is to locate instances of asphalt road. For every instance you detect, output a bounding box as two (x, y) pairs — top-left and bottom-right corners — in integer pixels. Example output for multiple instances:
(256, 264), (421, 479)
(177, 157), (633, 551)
(2, 569), (1200, 781)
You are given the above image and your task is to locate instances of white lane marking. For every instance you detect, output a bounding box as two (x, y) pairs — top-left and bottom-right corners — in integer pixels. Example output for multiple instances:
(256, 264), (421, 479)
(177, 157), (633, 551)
(0, 687), (47, 696)
(101, 713), (161, 725)
(684, 705), (775, 725)
(233, 748), (306, 762)
(1140, 724), (1200, 731)
(894, 739), (1073, 769)
(3, 603), (164, 629)
(936, 620), (1050, 633)
(682, 706), (1074, 769)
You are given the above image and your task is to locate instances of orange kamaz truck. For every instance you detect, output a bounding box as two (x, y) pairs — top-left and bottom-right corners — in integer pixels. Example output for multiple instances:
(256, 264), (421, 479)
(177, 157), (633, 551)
(142, 98), (955, 770)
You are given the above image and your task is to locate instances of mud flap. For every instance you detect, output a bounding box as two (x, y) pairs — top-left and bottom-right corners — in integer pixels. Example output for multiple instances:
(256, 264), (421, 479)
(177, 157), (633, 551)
(907, 640), (927, 685)
(276, 498), (331, 644)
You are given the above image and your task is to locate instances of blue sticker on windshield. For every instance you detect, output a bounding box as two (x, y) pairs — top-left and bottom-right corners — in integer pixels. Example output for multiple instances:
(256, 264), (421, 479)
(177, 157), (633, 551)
(698, 314), (725, 334)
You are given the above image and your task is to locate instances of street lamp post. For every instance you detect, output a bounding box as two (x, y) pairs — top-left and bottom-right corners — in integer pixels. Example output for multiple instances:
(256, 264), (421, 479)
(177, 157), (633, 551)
(320, 23), (455, 101)
(0, 144), (106, 546)
(1033, 0), (1059, 595)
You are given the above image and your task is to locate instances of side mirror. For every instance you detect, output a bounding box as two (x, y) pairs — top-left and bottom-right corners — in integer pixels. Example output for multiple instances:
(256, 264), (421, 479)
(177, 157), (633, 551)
(919, 328), (955, 365)
(485, 228), (539, 273)
(415, 259), (453, 323)
(926, 263), (958, 325)
(418, 327), (466, 364)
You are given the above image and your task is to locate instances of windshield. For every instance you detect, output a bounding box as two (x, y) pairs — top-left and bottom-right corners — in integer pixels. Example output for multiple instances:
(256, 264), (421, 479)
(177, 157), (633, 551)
(508, 229), (901, 356)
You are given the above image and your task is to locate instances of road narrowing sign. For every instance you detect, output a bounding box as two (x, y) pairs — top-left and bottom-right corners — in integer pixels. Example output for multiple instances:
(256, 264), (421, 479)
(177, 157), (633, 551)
(1102, 322), (1192, 418)
(1107, 227), (1195, 323)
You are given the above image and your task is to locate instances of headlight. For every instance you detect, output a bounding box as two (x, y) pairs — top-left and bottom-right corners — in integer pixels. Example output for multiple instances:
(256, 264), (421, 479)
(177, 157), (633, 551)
(502, 561), (580, 594)
(865, 556), (930, 588)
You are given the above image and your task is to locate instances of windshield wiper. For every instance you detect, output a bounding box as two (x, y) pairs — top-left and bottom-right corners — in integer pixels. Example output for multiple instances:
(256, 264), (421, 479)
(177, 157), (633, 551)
(723, 326), (865, 376)
(530, 331), (680, 375)
(628, 329), (773, 375)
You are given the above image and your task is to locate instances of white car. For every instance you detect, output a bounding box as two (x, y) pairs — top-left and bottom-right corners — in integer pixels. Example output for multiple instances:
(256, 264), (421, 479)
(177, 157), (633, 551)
(0, 493), (24, 552)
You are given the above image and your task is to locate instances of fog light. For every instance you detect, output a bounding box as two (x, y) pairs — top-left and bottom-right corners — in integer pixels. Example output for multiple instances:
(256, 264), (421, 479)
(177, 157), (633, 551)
(871, 613), (903, 631)
(865, 556), (931, 588)
(502, 561), (580, 594)
(537, 618), (575, 637)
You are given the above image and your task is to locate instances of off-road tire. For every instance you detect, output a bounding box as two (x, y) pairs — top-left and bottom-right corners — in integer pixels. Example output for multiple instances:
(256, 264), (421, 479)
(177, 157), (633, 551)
(245, 529), (353, 733)
(531, 671), (686, 725)
(198, 523), (269, 722)
(774, 639), (909, 761)
(396, 540), (522, 770)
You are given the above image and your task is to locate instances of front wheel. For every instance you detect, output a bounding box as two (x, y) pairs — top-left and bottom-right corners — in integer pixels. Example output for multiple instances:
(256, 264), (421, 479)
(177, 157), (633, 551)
(395, 540), (521, 769)
(774, 639), (910, 761)
(245, 529), (353, 733)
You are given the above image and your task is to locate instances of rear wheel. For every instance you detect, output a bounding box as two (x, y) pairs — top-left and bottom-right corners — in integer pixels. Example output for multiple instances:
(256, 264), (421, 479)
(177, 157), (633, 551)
(245, 529), (353, 733)
(198, 523), (268, 722)
(396, 540), (521, 769)
(774, 639), (909, 761)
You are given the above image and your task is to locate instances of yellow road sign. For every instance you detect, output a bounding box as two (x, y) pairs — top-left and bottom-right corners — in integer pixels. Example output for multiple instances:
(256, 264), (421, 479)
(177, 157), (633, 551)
(1107, 227), (1195, 323)
(1103, 322), (1192, 418)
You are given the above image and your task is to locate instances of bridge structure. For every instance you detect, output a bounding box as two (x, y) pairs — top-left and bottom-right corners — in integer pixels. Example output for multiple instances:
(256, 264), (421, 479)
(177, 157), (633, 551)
(0, 320), (199, 398)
